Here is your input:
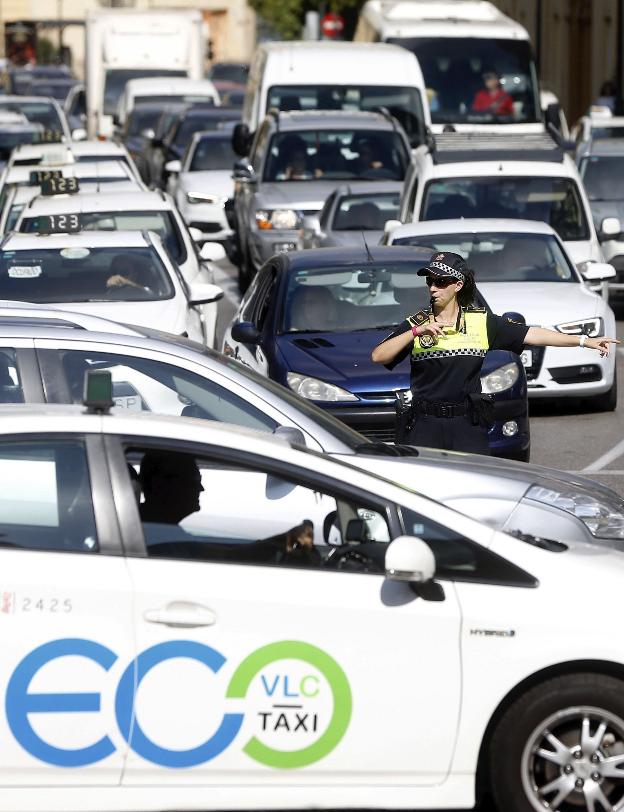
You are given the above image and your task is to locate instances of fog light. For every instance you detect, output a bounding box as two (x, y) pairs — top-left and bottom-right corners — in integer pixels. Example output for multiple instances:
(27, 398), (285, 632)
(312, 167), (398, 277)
(273, 242), (296, 253)
(502, 420), (518, 437)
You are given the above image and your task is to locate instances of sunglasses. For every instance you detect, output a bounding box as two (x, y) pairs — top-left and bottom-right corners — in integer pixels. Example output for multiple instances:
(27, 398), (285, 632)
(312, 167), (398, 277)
(426, 276), (457, 288)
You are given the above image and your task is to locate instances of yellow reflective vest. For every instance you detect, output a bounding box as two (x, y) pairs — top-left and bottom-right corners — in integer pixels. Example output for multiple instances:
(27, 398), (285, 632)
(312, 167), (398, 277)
(407, 308), (489, 362)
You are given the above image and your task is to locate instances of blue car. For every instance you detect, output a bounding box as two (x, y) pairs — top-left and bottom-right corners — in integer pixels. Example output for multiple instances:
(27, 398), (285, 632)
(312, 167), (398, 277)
(223, 246), (530, 460)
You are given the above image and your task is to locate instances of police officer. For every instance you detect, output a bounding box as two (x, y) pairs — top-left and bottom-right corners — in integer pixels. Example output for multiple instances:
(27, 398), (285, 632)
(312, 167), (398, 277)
(371, 251), (619, 454)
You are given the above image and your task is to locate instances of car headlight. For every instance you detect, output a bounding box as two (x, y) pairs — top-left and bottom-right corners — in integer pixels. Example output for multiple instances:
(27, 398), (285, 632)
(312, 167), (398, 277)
(481, 362), (519, 394)
(527, 484), (624, 539)
(186, 193), (226, 205)
(287, 372), (358, 402)
(555, 317), (604, 337)
(255, 209), (302, 230)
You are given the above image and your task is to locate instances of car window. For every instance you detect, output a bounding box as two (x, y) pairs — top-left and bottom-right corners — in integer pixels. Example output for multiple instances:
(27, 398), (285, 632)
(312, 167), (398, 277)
(189, 137), (236, 171)
(0, 440), (98, 553)
(579, 155), (624, 202)
(253, 266), (277, 330)
(126, 446), (390, 573)
(0, 348), (24, 403)
(333, 192), (400, 231)
(60, 350), (277, 432)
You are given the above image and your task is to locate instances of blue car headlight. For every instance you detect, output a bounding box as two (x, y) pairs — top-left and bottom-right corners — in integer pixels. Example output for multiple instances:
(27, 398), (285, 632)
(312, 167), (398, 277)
(287, 372), (358, 402)
(481, 362), (519, 394)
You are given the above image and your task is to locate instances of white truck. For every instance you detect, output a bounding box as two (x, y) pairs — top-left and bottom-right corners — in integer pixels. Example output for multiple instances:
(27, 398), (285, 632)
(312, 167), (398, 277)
(85, 9), (205, 140)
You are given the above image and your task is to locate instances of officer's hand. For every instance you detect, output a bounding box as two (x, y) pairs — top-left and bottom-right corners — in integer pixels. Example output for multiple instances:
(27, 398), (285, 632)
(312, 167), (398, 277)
(586, 337), (621, 357)
(415, 322), (446, 339)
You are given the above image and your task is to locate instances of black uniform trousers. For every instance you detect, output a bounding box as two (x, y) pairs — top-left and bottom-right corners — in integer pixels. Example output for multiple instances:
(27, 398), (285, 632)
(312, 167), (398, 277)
(406, 412), (490, 455)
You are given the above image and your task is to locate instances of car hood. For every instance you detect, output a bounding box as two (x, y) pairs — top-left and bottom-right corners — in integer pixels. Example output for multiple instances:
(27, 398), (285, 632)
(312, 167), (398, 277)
(478, 281), (600, 326)
(275, 328), (409, 393)
(180, 170), (234, 198)
(58, 298), (188, 336)
(256, 181), (369, 211)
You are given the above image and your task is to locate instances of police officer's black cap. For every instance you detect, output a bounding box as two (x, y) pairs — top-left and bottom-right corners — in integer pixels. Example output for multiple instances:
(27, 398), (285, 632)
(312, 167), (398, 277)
(417, 251), (468, 282)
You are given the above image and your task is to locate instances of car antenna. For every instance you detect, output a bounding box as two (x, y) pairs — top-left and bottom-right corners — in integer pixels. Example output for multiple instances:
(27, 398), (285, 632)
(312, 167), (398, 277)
(361, 231), (375, 263)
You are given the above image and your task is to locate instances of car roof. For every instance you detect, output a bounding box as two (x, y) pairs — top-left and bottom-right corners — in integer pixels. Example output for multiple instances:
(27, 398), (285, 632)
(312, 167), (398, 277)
(418, 154), (579, 179)
(70, 140), (128, 156)
(5, 160), (133, 182)
(125, 78), (218, 94)
(2, 229), (153, 249)
(283, 244), (434, 271)
(0, 95), (62, 105)
(22, 189), (170, 216)
(389, 218), (558, 238)
(0, 301), (145, 335)
(271, 110), (400, 132)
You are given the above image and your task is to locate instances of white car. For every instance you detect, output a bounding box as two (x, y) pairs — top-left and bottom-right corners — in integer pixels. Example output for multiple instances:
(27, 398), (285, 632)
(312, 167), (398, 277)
(394, 131), (605, 269)
(116, 77), (220, 128)
(16, 189), (225, 346)
(7, 139), (141, 180)
(3, 401), (624, 812)
(0, 95), (71, 140)
(571, 110), (624, 147)
(167, 129), (236, 244)
(0, 231), (222, 344)
(385, 218), (618, 409)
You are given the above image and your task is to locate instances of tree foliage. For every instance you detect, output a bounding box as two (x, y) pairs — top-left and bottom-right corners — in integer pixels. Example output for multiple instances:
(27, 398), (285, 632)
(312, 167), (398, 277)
(249, 0), (366, 40)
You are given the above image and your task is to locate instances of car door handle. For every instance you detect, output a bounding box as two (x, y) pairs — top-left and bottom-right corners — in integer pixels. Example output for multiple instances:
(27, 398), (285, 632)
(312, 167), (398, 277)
(143, 601), (217, 628)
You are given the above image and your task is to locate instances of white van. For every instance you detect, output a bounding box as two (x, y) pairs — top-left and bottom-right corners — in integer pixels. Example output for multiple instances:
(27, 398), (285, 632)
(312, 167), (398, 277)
(115, 78), (220, 128)
(355, 0), (544, 134)
(237, 41), (430, 150)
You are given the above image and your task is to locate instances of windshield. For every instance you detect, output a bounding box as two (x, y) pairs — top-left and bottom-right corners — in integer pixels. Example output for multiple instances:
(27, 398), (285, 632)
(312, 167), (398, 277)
(189, 137), (236, 171)
(265, 129), (409, 182)
(29, 81), (74, 101)
(21, 210), (185, 263)
(283, 263), (431, 333)
(393, 231), (575, 282)
(589, 125), (624, 140)
(267, 84), (426, 146)
(387, 37), (540, 125)
(126, 106), (161, 136)
(0, 101), (63, 133)
(421, 176), (589, 242)
(333, 191), (400, 230)
(210, 64), (248, 84)
(103, 69), (185, 115)
(172, 112), (239, 149)
(6, 204), (24, 232)
(0, 246), (174, 303)
(579, 156), (624, 201)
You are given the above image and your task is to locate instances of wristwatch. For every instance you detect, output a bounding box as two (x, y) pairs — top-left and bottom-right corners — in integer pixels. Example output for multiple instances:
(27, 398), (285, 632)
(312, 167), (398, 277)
(579, 335), (587, 348)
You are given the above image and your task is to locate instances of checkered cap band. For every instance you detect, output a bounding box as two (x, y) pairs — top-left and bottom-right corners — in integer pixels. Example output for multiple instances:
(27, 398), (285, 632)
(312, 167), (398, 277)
(428, 261), (465, 281)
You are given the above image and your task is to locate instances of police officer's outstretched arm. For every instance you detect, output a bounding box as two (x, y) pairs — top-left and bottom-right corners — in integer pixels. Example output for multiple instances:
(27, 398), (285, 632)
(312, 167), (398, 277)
(524, 327), (620, 356)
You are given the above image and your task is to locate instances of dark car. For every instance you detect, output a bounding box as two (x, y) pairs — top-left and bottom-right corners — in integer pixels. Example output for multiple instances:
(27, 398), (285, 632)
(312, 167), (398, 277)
(119, 102), (168, 184)
(23, 77), (78, 102)
(7, 64), (71, 96)
(150, 105), (241, 188)
(223, 246), (530, 460)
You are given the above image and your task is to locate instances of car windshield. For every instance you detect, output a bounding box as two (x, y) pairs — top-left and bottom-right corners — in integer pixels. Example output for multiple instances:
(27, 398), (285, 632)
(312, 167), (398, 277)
(0, 101), (63, 134)
(103, 69), (185, 115)
(172, 112), (239, 149)
(589, 125), (624, 140)
(333, 191), (400, 230)
(265, 129), (409, 182)
(387, 37), (540, 125)
(21, 210), (185, 263)
(189, 136), (236, 171)
(282, 262), (431, 333)
(421, 176), (590, 242)
(210, 64), (248, 84)
(267, 85), (426, 146)
(579, 155), (624, 201)
(393, 232), (575, 283)
(28, 81), (74, 101)
(0, 246), (174, 303)
(126, 106), (162, 136)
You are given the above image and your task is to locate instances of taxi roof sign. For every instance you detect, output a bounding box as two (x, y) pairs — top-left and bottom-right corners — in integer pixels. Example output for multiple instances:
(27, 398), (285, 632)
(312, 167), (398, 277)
(83, 370), (113, 414)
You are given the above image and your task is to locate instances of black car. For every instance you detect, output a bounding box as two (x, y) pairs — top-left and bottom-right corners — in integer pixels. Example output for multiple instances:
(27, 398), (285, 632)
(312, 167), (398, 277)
(119, 102), (168, 184)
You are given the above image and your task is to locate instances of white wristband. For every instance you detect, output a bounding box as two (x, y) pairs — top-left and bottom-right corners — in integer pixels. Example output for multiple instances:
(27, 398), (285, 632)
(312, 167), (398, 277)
(579, 335), (587, 348)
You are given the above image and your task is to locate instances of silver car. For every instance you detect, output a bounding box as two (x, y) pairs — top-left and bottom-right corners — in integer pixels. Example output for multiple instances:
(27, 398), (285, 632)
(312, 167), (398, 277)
(1, 302), (622, 551)
(233, 109), (411, 290)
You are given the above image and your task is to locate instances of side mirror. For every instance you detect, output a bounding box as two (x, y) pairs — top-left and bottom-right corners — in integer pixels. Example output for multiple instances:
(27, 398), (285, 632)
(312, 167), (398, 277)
(384, 219), (402, 237)
(385, 536), (435, 584)
(71, 127), (86, 141)
(301, 214), (321, 235)
(200, 241), (226, 262)
(232, 122), (251, 157)
(188, 226), (203, 243)
(579, 261), (616, 281)
(165, 159), (181, 175)
(232, 159), (256, 183)
(600, 216), (621, 239)
(272, 425), (307, 446)
(231, 321), (261, 344)
(502, 311), (526, 325)
(141, 127), (155, 140)
(188, 282), (223, 306)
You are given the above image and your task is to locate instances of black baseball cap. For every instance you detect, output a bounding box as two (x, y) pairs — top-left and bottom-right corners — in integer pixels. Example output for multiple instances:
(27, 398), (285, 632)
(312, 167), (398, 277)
(417, 251), (468, 282)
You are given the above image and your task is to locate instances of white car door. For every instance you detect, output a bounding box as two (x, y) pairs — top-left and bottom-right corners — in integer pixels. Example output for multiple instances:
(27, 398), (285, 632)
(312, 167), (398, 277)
(0, 434), (134, 786)
(112, 438), (462, 796)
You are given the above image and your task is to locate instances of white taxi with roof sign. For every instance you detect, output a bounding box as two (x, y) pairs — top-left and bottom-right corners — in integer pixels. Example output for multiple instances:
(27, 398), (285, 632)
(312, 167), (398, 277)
(1, 394), (624, 812)
(0, 230), (222, 343)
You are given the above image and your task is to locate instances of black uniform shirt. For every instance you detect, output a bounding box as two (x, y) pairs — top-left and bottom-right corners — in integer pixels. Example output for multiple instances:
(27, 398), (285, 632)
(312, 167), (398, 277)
(383, 309), (529, 404)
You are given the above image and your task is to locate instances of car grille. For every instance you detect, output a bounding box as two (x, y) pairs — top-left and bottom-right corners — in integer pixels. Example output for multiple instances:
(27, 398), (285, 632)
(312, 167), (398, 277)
(358, 391), (397, 401)
(357, 425), (396, 442)
(525, 346), (545, 381)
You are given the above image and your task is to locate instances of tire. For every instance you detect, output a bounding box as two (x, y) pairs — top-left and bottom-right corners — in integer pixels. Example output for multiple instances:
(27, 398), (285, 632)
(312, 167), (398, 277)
(589, 370), (617, 412)
(490, 672), (624, 812)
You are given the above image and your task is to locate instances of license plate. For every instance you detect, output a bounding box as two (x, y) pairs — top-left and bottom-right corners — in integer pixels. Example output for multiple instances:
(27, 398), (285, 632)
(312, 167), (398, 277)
(520, 350), (533, 367)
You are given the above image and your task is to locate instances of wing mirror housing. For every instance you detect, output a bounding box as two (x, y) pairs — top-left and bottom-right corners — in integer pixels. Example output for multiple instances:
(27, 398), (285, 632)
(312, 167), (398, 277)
(71, 127), (87, 141)
(231, 321), (261, 344)
(141, 127), (155, 140)
(579, 261), (616, 281)
(502, 311), (526, 325)
(232, 122), (251, 157)
(385, 536), (435, 584)
(188, 226), (203, 243)
(232, 158), (256, 183)
(199, 241), (226, 262)
(600, 216), (622, 239)
(384, 219), (402, 236)
(188, 282), (223, 306)
(272, 425), (307, 446)
(165, 159), (181, 175)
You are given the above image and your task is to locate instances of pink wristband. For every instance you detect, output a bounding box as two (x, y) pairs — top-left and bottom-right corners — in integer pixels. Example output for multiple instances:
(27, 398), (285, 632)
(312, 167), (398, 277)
(411, 325), (420, 337)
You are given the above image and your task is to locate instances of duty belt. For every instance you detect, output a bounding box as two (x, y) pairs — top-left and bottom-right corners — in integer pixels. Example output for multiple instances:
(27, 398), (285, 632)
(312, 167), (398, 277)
(413, 399), (467, 418)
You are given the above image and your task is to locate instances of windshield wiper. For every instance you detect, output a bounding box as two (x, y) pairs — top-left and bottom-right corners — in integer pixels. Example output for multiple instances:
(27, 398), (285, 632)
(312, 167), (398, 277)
(354, 441), (419, 457)
(507, 529), (567, 552)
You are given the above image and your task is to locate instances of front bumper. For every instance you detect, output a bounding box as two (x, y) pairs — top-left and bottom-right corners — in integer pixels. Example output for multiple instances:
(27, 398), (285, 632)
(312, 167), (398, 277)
(525, 344), (614, 398)
(179, 200), (232, 241)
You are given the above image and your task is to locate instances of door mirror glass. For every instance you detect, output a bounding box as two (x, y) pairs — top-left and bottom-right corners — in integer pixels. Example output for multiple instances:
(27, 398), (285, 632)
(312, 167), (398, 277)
(231, 321), (261, 344)
(188, 282), (223, 306)
(600, 216), (621, 238)
(385, 535), (436, 583)
(199, 241), (226, 262)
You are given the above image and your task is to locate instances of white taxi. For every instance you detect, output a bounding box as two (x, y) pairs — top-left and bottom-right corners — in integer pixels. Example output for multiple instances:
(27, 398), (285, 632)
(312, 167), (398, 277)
(2, 400), (624, 812)
(16, 190), (225, 346)
(0, 231), (222, 344)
